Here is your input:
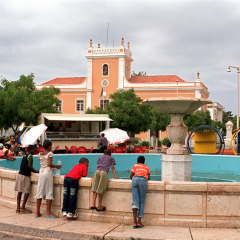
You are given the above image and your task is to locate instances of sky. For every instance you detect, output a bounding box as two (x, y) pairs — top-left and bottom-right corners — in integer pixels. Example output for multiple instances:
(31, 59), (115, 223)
(0, 0), (240, 114)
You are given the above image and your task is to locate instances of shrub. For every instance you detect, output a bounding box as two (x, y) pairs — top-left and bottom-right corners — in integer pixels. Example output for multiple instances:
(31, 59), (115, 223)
(161, 138), (168, 145)
(140, 140), (150, 148)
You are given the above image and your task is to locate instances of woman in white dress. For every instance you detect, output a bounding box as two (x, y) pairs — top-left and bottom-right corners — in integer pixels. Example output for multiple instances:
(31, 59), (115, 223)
(35, 140), (61, 218)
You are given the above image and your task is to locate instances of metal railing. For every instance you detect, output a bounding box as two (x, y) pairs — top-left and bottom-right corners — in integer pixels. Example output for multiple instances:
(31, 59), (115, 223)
(45, 131), (100, 139)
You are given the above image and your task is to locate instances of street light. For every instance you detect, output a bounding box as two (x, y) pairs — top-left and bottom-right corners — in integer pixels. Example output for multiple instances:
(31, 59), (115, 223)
(227, 66), (240, 129)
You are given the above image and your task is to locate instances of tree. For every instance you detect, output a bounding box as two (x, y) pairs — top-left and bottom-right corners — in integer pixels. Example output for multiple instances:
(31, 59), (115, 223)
(131, 71), (147, 76)
(87, 89), (153, 134)
(150, 108), (170, 132)
(106, 89), (153, 134)
(184, 110), (212, 132)
(86, 107), (107, 114)
(0, 73), (60, 133)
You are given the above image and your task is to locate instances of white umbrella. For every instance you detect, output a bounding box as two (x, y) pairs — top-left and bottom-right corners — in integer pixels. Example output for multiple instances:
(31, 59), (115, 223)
(100, 128), (130, 145)
(21, 124), (48, 147)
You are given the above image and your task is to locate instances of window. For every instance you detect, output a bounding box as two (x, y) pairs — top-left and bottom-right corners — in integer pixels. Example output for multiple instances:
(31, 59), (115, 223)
(54, 99), (62, 112)
(75, 98), (85, 112)
(100, 99), (109, 110)
(102, 63), (109, 76)
(126, 65), (129, 78)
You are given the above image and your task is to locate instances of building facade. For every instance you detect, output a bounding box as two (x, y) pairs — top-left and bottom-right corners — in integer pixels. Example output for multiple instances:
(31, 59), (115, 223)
(36, 38), (210, 140)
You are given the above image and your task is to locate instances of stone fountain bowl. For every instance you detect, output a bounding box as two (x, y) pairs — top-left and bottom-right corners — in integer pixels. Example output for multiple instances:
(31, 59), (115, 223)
(143, 97), (212, 114)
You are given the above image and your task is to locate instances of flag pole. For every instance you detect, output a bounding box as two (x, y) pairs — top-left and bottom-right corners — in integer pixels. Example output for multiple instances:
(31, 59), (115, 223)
(103, 94), (105, 110)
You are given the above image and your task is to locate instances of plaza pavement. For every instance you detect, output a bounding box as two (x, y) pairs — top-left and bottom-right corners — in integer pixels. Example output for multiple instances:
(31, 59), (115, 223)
(0, 205), (240, 239)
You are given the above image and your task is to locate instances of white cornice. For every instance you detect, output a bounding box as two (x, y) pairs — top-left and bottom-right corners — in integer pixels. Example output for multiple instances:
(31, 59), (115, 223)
(117, 87), (210, 96)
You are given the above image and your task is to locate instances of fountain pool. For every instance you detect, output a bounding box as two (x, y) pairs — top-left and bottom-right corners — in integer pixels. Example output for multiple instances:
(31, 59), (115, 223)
(0, 153), (239, 182)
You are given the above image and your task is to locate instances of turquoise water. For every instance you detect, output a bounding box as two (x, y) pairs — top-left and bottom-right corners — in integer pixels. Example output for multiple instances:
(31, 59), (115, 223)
(0, 153), (239, 182)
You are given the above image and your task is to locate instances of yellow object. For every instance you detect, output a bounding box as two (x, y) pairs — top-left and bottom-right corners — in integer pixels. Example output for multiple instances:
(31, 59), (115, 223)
(231, 129), (240, 155)
(194, 132), (216, 154)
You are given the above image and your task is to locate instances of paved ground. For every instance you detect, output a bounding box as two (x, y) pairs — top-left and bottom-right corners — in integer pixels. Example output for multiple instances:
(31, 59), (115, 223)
(1, 205), (240, 240)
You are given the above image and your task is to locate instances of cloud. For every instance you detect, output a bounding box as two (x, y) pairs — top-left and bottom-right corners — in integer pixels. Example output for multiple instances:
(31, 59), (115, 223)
(0, 0), (240, 114)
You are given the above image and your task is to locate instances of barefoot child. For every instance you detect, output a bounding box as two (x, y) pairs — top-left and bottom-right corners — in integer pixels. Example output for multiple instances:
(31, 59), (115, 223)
(90, 149), (118, 212)
(14, 145), (39, 213)
(35, 140), (61, 218)
(62, 158), (89, 219)
(130, 156), (150, 229)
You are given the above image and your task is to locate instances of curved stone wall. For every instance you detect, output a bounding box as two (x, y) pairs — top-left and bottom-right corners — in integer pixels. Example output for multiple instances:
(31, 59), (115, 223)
(1, 166), (240, 228)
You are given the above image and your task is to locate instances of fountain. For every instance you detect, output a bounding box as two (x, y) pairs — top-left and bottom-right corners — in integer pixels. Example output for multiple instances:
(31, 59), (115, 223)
(143, 97), (212, 181)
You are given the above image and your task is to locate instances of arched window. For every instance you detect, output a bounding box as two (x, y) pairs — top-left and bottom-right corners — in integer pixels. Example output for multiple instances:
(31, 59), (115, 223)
(126, 65), (129, 78)
(102, 63), (109, 76)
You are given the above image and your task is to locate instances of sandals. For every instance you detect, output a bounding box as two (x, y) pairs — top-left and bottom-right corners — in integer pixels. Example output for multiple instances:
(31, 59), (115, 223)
(89, 206), (97, 210)
(16, 209), (20, 213)
(137, 224), (144, 228)
(96, 206), (106, 212)
(133, 225), (138, 229)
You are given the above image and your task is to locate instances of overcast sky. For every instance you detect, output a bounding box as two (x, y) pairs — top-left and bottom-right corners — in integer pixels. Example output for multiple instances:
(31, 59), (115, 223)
(1, 0), (240, 114)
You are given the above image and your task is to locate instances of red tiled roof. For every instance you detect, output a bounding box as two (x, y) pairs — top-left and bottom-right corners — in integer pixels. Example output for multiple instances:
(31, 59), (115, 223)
(129, 75), (186, 83)
(41, 77), (86, 85)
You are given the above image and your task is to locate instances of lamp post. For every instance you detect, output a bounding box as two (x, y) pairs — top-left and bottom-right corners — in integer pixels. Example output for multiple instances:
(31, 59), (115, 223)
(227, 66), (240, 129)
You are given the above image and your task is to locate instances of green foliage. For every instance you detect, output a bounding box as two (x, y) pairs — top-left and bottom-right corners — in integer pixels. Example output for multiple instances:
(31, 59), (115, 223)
(86, 107), (107, 114)
(161, 138), (168, 145)
(0, 73), (60, 133)
(184, 110), (212, 132)
(140, 140), (150, 148)
(106, 89), (153, 134)
(149, 107), (170, 132)
(131, 71), (147, 76)
(130, 137), (140, 145)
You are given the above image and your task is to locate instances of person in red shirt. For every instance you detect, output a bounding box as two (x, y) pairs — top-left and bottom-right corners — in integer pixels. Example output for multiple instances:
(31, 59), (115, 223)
(62, 158), (89, 219)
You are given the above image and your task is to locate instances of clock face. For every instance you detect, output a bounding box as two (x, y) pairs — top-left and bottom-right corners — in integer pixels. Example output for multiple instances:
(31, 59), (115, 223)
(101, 79), (109, 87)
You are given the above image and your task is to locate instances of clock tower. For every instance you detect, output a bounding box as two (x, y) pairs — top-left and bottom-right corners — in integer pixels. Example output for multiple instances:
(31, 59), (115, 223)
(85, 38), (133, 110)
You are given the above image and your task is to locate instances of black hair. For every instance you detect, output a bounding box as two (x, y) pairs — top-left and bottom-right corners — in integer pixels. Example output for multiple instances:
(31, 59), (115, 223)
(37, 139), (40, 142)
(79, 158), (89, 164)
(103, 149), (111, 155)
(101, 133), (105, 137)
(27, 145), (36, 152)
(10, 135), (14, 139)
(43, 140), (52, 149)
(0, 138), (5, 144)
(137, 156), (145, 164)
(59, 123), (62, 126)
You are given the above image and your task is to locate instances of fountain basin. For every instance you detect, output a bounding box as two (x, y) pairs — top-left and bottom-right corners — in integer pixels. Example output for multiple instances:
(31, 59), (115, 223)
(1, 154), (240, 228)
(143, 97), (212, 114)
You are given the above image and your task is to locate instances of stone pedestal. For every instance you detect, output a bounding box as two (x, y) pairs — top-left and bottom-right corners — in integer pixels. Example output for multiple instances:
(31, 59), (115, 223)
(161, 154), (192, 181)
(225, 120), (234, 149)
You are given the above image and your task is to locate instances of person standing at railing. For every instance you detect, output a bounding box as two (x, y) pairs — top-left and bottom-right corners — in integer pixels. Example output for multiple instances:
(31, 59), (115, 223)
(48, 122), (55, 132)
(56, 123), (65, 133)
(98, 133), (108, 153)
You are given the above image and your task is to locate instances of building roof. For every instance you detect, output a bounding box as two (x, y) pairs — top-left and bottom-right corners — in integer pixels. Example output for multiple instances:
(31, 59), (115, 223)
(41, 77), (86, 85)
(129, 75), (186, 83)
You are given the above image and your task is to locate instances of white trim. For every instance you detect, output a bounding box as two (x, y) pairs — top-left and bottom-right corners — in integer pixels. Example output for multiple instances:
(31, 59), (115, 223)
(75, 97), (86, 113)
(118, 57), (125, 89)
(87, 59), (92, 89)
(101, 63), (110, 77)
(87, 92), (91, 110)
